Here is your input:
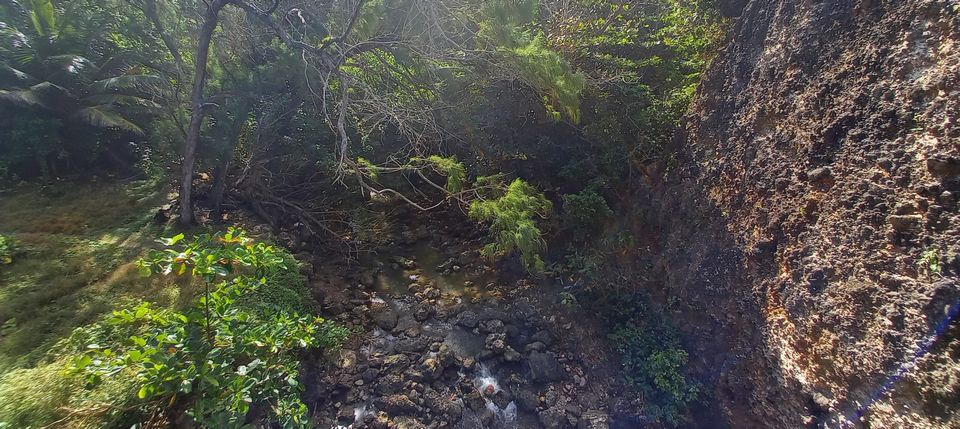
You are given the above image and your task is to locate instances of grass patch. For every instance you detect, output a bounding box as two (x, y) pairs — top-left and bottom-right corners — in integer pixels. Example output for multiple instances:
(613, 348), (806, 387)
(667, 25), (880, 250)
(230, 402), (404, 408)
(0, 180), (184, 372)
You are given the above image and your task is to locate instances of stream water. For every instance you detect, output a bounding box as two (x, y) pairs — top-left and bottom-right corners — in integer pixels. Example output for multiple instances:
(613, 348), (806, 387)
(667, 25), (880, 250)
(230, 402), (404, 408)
(372, 241), (497, 301)
(328, 239), (554, 429)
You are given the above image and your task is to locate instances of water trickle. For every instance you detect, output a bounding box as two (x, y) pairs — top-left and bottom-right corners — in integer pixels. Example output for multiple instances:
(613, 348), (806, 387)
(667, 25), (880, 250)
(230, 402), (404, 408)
(353, 404), (366, 422)
(474, 363), (501, 395)
(472, 363), (519, 427)
(488, 400), (518, 427)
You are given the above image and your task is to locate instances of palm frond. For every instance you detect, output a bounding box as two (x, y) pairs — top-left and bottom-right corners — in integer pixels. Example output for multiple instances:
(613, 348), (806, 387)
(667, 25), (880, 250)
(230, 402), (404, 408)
(83, 93), (162, 110)
(72, 105), (144, 134)
(0, 87), (49, 108)
(27, 0), (57, 37)
(43, 54), (96, 88)
(90, 74), (165, 96)
(0, 62), (36, 85)
(0, 81), (73, 109)
(1, 2), (34, 31)
(45, 54), (94, 76)
(0, 25), (37, 65)
(91, 56), (136, 81)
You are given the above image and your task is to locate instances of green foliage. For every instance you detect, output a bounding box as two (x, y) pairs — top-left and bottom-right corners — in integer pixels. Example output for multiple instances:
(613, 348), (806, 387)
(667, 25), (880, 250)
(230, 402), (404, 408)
(607, 297), (699, 425)
(562, 184), (612, 235)
(357, 156), (381, 180)
(560, 0), (725, 160)
(512, 35), (587, 122)
(478, 0), (586, 122)
(237, 252), (317, 316)
(0, 1), (163, 133)
(0, 0), (165, 178)
(78, 229), (348, 428)
(469, 178), (553, 273)
(0, 111), (63, 179)
(424, 155), (467, 193)
(919, 248), (943, 277)
(0, 235), (13, 265)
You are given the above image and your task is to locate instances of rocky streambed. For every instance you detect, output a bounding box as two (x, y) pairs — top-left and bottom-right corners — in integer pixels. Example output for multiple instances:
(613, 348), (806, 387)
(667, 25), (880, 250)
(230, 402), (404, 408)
(299, 222), (623, 429)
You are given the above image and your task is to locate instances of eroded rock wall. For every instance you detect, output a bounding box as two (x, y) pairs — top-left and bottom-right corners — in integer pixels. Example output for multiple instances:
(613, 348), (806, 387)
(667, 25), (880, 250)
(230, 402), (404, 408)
(648, 0), (960, 427)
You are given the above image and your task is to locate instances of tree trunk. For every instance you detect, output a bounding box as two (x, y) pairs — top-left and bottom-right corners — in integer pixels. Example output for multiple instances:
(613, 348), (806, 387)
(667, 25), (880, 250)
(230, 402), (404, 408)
(180, 0), (230, 225)
(210, 102), (251, 220)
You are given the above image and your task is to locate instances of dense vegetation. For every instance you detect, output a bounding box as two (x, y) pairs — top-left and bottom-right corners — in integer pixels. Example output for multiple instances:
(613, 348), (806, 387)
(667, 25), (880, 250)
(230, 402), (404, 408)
(0, 0), (725, 427)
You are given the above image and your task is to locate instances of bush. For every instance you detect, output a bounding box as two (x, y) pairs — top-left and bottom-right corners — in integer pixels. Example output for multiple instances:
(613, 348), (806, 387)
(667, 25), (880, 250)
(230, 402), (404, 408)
(237, 253), (316, 315)
(469, 178), (553, 273)
(0, 111), (63, 180)
(562, 185), (612, 235)
(76, 229), (348, 428)
(607, 298), (699, 425)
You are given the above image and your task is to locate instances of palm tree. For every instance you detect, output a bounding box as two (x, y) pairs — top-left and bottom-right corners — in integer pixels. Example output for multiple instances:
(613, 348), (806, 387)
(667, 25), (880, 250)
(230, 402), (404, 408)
(0, 0), (164, 134)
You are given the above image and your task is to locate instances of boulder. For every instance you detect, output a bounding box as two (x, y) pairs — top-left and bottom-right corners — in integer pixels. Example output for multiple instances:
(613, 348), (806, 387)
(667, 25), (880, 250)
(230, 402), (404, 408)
(375, 394), (418, 416)
(526, 351), (565, 383)
(457, 310), (480, 328)
(539, 405), (568, 429)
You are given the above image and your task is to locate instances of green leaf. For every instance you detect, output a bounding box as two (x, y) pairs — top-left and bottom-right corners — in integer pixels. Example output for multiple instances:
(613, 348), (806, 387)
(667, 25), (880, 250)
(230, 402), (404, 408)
(136, 261), (152, 277)
(73, 355), (92, 370)
(161, 233), (185, 246)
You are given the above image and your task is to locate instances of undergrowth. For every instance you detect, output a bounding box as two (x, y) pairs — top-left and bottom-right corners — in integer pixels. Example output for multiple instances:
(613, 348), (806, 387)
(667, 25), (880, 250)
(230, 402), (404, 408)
(76, 229), (347, 428)
(606, 295), (700, 426)
(0, 235), (13, 265)
(562, 182), (612, 237)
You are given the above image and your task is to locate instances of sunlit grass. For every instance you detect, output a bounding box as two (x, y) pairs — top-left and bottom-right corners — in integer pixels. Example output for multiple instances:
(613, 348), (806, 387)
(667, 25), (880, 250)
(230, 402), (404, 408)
(0, 181), (189, 372)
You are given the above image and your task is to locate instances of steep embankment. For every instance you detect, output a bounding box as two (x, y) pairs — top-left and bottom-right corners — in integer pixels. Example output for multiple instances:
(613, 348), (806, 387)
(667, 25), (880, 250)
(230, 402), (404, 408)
(646, 1), (960, 427)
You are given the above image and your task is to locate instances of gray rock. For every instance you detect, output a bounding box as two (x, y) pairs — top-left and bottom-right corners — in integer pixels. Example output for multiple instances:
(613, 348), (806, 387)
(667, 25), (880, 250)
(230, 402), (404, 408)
(504, 346), (522, 362)
(485, 333), (507, 353)
(539, 406), (568, 429)
(373, 306), (399, 330)
(457, 310), (480, 328)
(888, 214), (922, 232)
(532, 330), (554, 347)
(807, 167), (834, 185)
(376, 394), (418, 416)
(481, 319), (505, 334)
(577, 410), (609, 429)
(376, 374), (407, 395)
(414, 303), (433, 322)
(360, 270), (376, 287)
(337, 407), (356, 424)
(527, 351), (565, 383)
(454, 409), (484, 429)
(464, 390), (486, 412)
(515, 386), (540, 412)
(383, 354), (411, 372)
(927, 155), (960, 178)
(525, 341), (547, 352)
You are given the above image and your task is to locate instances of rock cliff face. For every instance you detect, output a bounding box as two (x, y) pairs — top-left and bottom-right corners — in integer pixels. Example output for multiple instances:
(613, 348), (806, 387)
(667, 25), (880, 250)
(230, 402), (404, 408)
(647, 0), (960, 427)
